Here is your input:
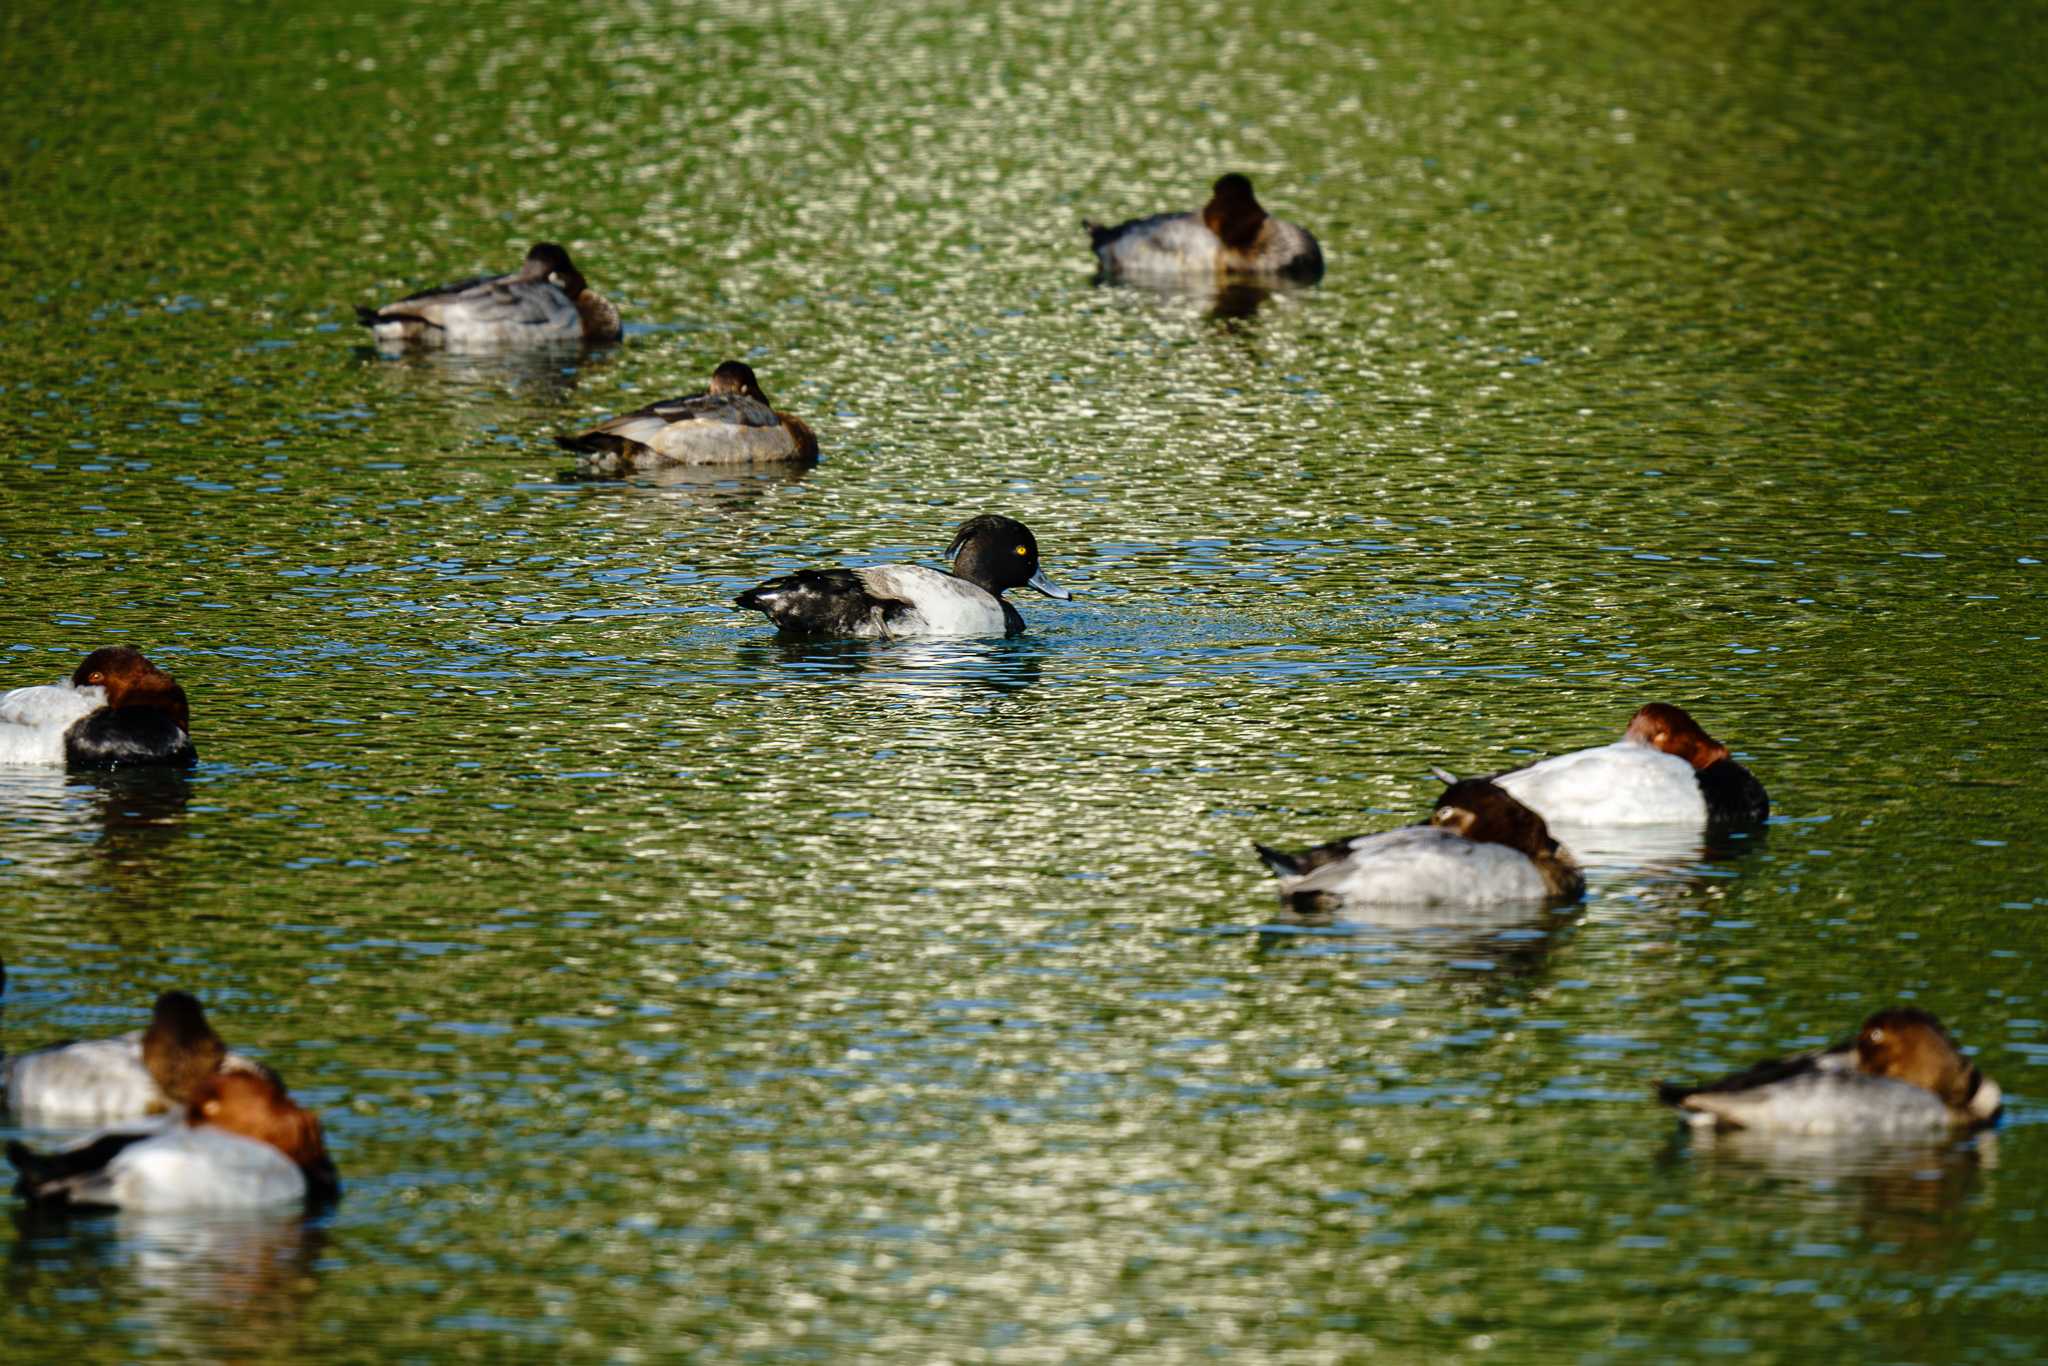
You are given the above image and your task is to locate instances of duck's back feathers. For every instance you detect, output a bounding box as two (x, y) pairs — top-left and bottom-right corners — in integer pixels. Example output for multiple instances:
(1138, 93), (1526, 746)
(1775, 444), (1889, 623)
(735, 568), (911, 638)
(0, 683), (104, 729)
(1088, 213), (1225, 279)
(1261, 825), (1561, 915)
(0, 683), (102, 765)
(11, 1124), (312, 1212)
(3, 1032), (271, 1125)
(1662, 1067), (1963, 1136)
(5, 1034), (163, 1122)
(1494, 742), (1708, 827)
(734, 564), (1015, 639)
(559, 392), (818, 472)
(363, 277), (582, 347)
(1655, 1041), (1851, 1110)
(359, 244), (619, 348)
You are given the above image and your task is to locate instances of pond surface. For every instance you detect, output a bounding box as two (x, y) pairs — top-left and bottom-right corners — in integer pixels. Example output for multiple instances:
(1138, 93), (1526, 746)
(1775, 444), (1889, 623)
(2, 0), (2046, 1359)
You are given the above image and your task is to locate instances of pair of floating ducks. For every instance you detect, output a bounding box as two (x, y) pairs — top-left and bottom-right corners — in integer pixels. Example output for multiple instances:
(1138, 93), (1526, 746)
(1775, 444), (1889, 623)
(1259, 702), (1772, 913)
(357, 175), (1321, 475)
(0, 984), (1997, 1216)
(4, 990), (336, 1212)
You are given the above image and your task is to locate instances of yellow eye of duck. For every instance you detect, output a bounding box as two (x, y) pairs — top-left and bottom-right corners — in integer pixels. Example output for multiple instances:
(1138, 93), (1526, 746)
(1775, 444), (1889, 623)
(1014, 545), (1028, 556)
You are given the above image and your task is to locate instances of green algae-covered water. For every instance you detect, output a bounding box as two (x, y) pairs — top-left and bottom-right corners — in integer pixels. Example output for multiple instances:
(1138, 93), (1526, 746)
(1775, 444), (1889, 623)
(2, 1), (2046, 1359)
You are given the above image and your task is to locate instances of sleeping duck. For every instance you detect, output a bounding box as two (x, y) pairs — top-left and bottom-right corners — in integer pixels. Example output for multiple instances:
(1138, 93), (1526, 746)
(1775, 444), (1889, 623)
(1659, 1007), (2002, 1135)
(5, 990), (273, 1126)
(1492, 703), (1769, 831)
(356, 242), (621, 348)
(9, 1071), (338, 1213)
(555, 361), (819, 473)
(0, 647), (196, 769)
(1087, 173), (1324, 283)
(735, 514), (1071, 638)
(1256, 775), (1584, 915)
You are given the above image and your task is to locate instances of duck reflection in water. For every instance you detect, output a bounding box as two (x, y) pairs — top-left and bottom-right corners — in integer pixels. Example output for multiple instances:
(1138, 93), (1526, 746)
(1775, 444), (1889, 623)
(1656, 1127), (1998, 1262)
(729, 635), (1047, 700)
(1255, 898), (1581, 987)
(10, 1203), (330, 1352)
(557, 459), (815, 517)
(0, 768), (193, 892)
(1094, 271), (1310, 323)
(358, 336), (615, 404)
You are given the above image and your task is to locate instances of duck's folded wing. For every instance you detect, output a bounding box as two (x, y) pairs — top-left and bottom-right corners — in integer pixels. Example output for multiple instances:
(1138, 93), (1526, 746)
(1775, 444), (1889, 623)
(563, 395), (801, 465)
(1092, 213), (1224, 276)
(642, 393), (780, 428)
(1088, 210), (1192, 251)
(101, 1127), (309, 1210)
(371, 274), (572, 332)
(9, 1130), (159, 1202)
(18, 1127), (309, 1211)
(1662, 1067), (1963, 1134)
(1269, 826), (1549, 906)
(1494, 743), (1705, 825)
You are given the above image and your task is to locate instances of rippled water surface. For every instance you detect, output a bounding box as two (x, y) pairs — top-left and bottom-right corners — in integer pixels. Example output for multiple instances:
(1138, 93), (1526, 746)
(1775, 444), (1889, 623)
(3, 0), (2046, 1359)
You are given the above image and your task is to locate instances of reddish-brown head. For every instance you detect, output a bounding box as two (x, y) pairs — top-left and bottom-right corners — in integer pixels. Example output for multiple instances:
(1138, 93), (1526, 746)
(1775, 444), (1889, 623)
(72, 647), (191, 734)
(1856, 1007), (1984, 1109)
(1431, 778), (1561, 859)
(141, 990), (228, 1104)
(1623, 703), (1729, 770)
(708, 360), (770, 404)
(190, 1072), (331, 1172)
(1201, 173), (1268, 249)
(523, 242), (589, 297)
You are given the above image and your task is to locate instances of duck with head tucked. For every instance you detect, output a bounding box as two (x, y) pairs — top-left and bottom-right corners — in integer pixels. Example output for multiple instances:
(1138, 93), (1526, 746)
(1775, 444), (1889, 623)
(9, 1070), (338, 1213)
(0, 647), (196, 769)
(1257, 774), (1584, 915)
(1491, 702), (1769, 831)
(4, 990), (275, 1125)
(1659, 1007), (2002, 1135)
(556, 360), (819, 474)
(1087, 173), (1324, 283)
(356, 242), (621, 349)
(735, 515), (1071, 638)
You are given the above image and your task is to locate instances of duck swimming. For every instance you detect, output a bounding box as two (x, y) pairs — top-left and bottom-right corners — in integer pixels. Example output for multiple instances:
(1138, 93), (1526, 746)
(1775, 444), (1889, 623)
(556, 361), (819, 473)
(1087, 173), (1324, 283)
(1659, 1007), (2002, 1135)
(735, 515), (1071, 638)
(1492, 703), (1769, 830)
(4, 990), (272, 1125)
(9, 1071), (338, 1212)
(0, 647), (196, 769)
(1256, 775), (1584, 915)
(356, 242), (621, 348)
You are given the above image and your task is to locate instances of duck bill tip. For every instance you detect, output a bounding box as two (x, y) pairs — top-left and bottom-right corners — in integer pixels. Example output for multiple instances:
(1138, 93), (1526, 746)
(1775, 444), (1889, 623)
(1027, 569), (1072, 601)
